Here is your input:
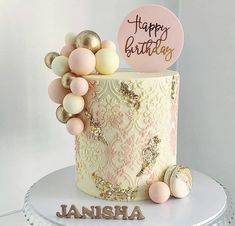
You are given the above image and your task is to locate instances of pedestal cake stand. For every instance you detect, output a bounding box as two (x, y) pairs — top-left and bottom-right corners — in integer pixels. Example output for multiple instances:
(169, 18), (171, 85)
(23, 166), (234, 226)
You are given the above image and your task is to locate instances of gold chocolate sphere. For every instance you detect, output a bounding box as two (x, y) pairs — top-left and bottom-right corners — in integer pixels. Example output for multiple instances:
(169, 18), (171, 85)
(75, 30), (101, 53)
(61, 72), (74, 89)
(44, 52), (60, 69)
(56, 105), (73, 123)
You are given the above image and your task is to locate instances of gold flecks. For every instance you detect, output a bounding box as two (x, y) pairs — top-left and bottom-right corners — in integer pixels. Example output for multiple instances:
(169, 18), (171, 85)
(175, 165), (193, 190)
(92, 173), (138, 201)
(171, 75), (176, 100)
(119, 82), (141, 110)
(137, 136), (161, 177)
(84, 111), (108, 145)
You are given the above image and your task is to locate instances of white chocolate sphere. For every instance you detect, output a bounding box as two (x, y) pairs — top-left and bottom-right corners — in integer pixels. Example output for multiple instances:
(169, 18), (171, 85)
(95, 48), (119, 75)
(64, 32), (77, 46)
(63, 93), (85, 114)
(51, 56), (70, 76)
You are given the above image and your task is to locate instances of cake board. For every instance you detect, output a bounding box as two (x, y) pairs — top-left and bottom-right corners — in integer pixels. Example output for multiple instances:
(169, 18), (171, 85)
(23, 166), (234, 226)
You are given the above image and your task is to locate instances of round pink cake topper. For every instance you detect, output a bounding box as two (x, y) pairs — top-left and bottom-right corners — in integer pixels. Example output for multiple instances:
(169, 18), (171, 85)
(118, 5), (184, 72)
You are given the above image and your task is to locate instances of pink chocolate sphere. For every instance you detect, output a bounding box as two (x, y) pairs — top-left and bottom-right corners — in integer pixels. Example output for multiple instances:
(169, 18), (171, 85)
(101, 40), (116, 51)
(70, 77), (89, 96)
(60, 45), (75, 57)
(68, 48), (95, 76)
(149, 181), (170, 204)
(48, 78), (70, 104)
(66, 118), (84, 135)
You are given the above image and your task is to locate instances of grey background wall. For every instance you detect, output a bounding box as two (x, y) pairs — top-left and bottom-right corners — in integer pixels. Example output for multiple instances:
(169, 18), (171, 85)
(178, 0), (235, 207)
(0, 0), (234, 225)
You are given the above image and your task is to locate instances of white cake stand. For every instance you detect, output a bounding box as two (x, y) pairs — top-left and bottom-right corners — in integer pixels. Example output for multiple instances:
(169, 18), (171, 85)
(23, 166), (234, 226)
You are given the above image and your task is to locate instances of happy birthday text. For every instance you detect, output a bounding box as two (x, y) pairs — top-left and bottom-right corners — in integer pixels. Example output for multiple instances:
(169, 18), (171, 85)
(125, 14), (174, 61)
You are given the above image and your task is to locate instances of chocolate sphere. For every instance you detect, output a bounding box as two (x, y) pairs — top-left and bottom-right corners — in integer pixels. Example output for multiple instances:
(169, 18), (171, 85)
(51, 56), (70, 77)
(68, 48), (95, 76)
(149, 182), (170, 204)
(56, 105), (73, 124)
(75, 30), (101, 53)
(95, 48), (119, 75)
(44, 52), (59, 69)
(70, 77), (89, 96)
(61, 72), (75, 89)
(66, 118), (84, 135)
(63, 93), (85, 114)
(101, 40), (116, 51)
(60, 45), (75, 57)
(48, 78), (70, 104)
(64, 32), (76, 46)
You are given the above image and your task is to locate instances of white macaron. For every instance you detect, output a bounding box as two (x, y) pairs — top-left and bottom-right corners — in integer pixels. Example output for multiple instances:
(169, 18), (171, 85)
(169, 165), (193, 198)
(164, 165), (177, 192)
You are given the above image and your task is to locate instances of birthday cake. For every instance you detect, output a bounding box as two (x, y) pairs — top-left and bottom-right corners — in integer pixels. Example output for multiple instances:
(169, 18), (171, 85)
(44, 4), (192, 219)
(75, 70), (179, 201)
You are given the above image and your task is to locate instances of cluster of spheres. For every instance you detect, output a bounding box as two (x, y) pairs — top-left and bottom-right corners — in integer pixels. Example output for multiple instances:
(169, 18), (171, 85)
(45, 30), (119, 135)
(148, 165), (192, 204)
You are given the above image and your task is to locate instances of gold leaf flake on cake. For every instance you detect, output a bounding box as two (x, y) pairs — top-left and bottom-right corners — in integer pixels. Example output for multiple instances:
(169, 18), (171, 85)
(119, 82), (141, 110)
(171, 75), (176, 100)
(84, 111), (108, 145)
(92, 172), (138, 201)
(136, 136), (161, 177)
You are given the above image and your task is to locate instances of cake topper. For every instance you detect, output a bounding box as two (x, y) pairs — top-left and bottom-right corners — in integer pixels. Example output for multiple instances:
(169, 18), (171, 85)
(118, 4), (184, 72)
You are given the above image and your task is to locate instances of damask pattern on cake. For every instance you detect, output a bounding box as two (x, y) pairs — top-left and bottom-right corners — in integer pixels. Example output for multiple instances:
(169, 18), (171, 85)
(75, 72), (179, 200)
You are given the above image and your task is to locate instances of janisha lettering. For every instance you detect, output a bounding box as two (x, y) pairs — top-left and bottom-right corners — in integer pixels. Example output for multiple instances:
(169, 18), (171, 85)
(56, 204), (145, 220)
(125, 14), (174, 61)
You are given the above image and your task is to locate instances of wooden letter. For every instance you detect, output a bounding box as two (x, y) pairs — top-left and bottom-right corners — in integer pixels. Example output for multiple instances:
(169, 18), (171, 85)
(128, 206), (145, 220)
(114, 206), (128, 220)
(102, 206), (114, 219)
(95, 206), (102, 219)
(65, 204), (82, 218)
(82, 206), (95, 219)
(56, 204), (67, 218)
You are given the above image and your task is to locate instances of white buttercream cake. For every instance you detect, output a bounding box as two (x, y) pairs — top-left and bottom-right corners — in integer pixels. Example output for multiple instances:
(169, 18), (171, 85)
(75, 70), (179, 201)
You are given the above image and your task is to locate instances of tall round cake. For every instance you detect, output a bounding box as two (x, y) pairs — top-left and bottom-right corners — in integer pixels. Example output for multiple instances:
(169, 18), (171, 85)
(75, 70), (179, 201)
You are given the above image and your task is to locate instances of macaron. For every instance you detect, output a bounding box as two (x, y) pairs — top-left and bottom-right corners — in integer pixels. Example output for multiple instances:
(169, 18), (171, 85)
(170, 165), (192, 199)
(164, 165), (177, 188)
